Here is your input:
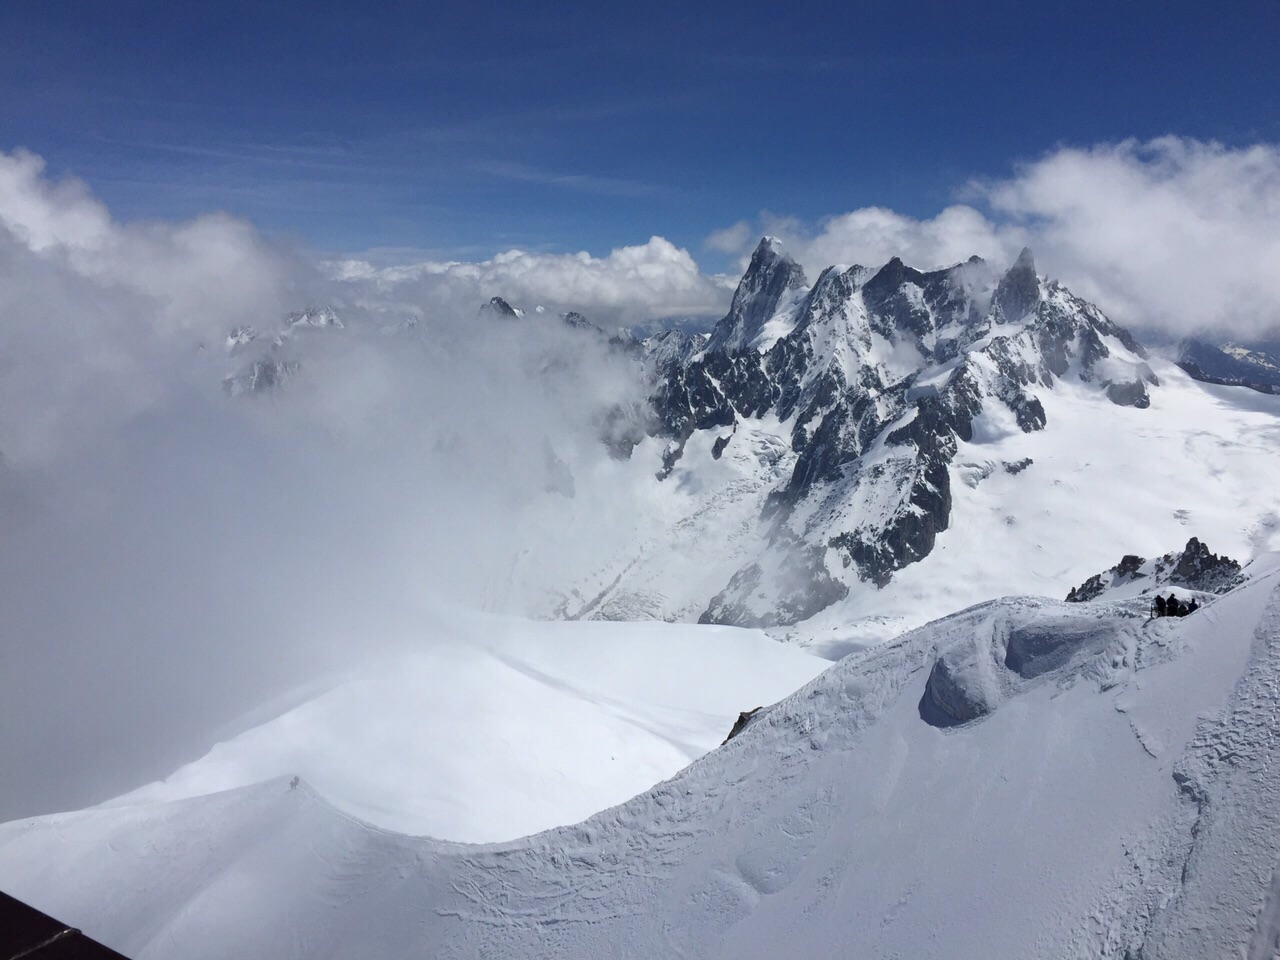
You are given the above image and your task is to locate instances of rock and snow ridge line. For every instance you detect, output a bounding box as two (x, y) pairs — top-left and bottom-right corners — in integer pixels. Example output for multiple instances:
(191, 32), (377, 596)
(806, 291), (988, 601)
(489, 240), (1174, 631)
(632, 240), (1159, 626)
(1066, 536), (1246, 603)
(7, 556), (1280, 958)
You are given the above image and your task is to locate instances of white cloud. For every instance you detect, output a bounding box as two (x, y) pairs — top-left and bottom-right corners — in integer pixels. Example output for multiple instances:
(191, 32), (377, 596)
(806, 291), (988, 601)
(329, 236), (734, 328)
(703, 220), (754, 256)
(984, 137), (1280, 338)
(712, 138), (1280, 339)
(0, 150), (299, 335)
(784, 205), (1020, 278)
(0, 149), (668, 820)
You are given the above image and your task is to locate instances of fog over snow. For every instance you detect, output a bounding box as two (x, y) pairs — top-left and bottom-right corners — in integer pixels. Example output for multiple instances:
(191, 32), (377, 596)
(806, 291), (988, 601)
(0, 148), (677, 822)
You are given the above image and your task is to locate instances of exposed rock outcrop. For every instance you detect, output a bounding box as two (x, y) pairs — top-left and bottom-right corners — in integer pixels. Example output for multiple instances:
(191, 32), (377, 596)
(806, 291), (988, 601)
(1065, 537), (1244, 603)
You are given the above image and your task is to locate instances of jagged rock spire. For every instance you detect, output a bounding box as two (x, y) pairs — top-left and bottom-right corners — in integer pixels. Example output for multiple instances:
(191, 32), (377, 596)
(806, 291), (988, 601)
(481, 296), (521, 319)
(705, 237), (808, 356)
(992, 247), (1040, 322)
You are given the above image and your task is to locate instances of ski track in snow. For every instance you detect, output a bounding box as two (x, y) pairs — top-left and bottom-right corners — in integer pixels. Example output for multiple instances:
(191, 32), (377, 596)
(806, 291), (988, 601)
(7, 560), (1280, 958)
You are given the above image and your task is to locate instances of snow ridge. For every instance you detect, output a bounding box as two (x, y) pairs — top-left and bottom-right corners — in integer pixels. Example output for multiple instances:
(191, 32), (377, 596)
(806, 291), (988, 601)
(8, 562), (1280, 958)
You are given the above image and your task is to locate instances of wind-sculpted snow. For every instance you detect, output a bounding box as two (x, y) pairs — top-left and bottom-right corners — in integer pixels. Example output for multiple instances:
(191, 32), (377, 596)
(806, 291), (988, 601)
(6, 560), (1280, 959)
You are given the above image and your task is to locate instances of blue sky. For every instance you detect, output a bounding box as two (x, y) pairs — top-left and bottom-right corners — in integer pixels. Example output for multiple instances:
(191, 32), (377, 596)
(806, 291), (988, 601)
(2, 0), (1276, 268)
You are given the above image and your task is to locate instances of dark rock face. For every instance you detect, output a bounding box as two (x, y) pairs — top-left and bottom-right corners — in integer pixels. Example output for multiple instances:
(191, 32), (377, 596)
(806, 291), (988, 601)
(482, 296), (520, 318)
(1065, 574), (1107, 604)
(1004, 457), (1033, 475)
(1115, 554), (1145, 578)
(1170, 537), (1243, 592)
(721, 707), (763, 745)
(1066, 553), (1147, 602)
(1105, 379), (1151, 408)
(992, 247), (1041, 323)
(561, 311), (598, 331)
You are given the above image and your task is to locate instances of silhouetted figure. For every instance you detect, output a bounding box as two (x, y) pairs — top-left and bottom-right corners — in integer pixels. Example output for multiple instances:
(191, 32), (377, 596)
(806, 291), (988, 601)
(1187, 598), (1199, 614)
(1178, 602), (1189, 616)
(289, 775), (300, 791)
(1167, 593), (1179, 616)
(1154, 595), (1167, 617)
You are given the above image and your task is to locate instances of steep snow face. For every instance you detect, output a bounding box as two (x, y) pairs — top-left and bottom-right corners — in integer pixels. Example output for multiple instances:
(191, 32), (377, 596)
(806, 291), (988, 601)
(86, 616), (828, 843)
(7, 558), (1280, 960)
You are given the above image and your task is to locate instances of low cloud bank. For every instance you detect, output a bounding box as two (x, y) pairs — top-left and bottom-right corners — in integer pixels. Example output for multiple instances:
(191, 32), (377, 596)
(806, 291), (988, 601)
(328, 237), (735, 330)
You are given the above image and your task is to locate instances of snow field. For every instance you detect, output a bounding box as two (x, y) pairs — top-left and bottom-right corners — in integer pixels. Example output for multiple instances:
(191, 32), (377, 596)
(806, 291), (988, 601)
(794, 359), (1280, 649)
(103, 614), (828, 842)
(6, 558), (1280, 958)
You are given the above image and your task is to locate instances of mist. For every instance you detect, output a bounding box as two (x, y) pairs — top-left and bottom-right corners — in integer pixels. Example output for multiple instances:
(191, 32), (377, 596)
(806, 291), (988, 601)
(0, 152), (654, 821)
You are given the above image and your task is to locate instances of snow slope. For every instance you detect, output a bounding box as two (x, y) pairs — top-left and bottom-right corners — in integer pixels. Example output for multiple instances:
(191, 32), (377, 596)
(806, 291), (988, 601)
(6, 557), (1280, 959)
(101, 615), (828, 842)
(554, 353), (1280, 657)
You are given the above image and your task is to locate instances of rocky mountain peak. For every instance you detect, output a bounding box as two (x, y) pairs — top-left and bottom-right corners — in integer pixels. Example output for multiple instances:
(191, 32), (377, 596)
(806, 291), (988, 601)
(1064, 537), (1245, 602)
(620, 245), (1157, 627)
(992, 247), (1040, 322)
(705, 237), (808, 356)
(481, 296), (522, 319)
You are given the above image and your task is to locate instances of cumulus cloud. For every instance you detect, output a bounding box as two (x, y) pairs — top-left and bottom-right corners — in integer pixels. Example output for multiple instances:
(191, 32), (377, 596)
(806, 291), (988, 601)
(329, 236), (734, 329)
(711, 137), (1280, 339)
(984, 138), (1280, 338)
(0, 150), (306, 463)
(0, 150), (300, 332)
(704, 219), (754, 255)
(781, 205), (1021, 278)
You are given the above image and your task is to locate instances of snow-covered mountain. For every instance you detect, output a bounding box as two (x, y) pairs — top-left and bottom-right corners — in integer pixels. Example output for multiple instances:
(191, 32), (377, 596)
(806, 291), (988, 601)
(1064, 536), (1245, 603)
(7, 230), (1280, 960)
(6, 553), (1280, 959)
(1178, 336), (1280, 394)
(545, 239), (1280, 644)
(210, 243), (1280, 648)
